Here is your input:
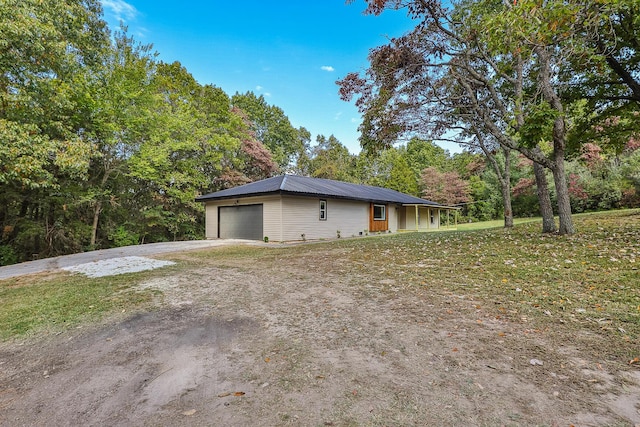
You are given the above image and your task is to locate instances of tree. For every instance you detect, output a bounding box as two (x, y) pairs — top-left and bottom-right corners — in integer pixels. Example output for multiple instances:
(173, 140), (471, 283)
(0, 0), (107, 188)
(0, 0), (109, 258)
(404, 138), (450, 174)
(289, 127), (313, 175)
(361, 147), (420, 195)
(84, 30), (158, 247)
(338, 0), (592, 234)
(308, 135), (358, 182)
(231, 92), (302, 169)
(562, 1), (640, 153)
(420, 167), (470, 206)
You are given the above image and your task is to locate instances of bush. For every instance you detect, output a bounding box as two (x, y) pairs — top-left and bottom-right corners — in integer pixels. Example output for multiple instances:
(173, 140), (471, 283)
(108, 225), (140, 247)
(0, 244), (18, 266)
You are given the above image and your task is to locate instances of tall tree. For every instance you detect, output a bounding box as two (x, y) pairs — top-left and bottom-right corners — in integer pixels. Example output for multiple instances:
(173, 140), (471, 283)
(308, 135), (357, 182)
(231, 92), (302, 169)
(0, 0), (109, 258)
(420, 167), (470, 206)
(362, 147), (420, 195)
(338, 0), (594, 234)
(85, 30), (158, 247)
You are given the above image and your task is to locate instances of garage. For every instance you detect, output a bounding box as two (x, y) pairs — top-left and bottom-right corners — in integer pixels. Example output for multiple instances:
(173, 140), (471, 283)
(218, 204), (263, 240)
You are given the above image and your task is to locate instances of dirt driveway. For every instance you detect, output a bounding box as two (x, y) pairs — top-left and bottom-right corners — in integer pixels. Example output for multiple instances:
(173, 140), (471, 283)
(1, 245), (639, 426)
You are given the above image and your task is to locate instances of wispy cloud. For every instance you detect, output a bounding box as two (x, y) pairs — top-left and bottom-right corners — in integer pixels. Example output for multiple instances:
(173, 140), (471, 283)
(101, 0), (138, 22)
(255, 86), (271, 97)
(334, 112), (343, 120)
(321, 65), (335, 72)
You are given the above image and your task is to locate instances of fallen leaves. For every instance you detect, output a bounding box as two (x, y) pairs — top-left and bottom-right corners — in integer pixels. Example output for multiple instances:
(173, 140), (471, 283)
(217, 391), (246, 398)
(629, 357), (640, 365)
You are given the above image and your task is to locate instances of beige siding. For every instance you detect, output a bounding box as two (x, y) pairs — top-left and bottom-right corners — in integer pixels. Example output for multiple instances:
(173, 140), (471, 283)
(405, 206), (418, 230)
(416, 207), (441, 229)
(388, 205), (399, 232)
(428, 208), (441, 228)
(396, 206), (407, 230)
(418, 207), (429, 230)
(281, 196), (369, 241)
(203, 194), (414, 241)
(203, 195), (282, 240)
(204, 202), (218, 238)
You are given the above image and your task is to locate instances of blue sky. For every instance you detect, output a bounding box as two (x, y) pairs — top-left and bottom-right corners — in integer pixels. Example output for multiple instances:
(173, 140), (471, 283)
(99, 0), (421, 154)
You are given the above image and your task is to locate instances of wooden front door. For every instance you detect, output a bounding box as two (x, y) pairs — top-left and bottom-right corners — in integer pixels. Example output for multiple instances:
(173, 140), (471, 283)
(369, 203), (388, 232)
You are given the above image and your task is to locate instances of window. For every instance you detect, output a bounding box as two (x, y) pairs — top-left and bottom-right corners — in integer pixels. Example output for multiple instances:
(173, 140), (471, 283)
(319, 200), (327, 220)
(373, 204), (386, 221)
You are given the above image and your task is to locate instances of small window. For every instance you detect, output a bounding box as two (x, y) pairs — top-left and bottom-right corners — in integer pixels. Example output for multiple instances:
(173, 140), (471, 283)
(373, 204), (386, 221)
(319, 200), (327, 220)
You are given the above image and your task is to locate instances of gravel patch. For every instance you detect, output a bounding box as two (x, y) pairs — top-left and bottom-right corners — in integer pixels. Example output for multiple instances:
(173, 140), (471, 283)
(61, 256), (176, 278)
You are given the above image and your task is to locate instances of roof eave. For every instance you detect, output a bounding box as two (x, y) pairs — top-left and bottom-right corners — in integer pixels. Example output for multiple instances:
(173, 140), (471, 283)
(195, 190), (283, 202)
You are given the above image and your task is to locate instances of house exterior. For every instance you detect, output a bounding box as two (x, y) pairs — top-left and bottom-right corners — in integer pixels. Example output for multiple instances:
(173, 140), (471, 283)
(195, 175), (457, 242)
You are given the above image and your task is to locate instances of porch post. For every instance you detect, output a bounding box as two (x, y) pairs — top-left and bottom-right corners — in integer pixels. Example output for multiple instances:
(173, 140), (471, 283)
(415, 205), (419, 231)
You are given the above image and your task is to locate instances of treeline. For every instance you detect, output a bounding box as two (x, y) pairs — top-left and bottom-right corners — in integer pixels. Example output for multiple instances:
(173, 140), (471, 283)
(297, 136), (640, 222)
(2, 1), (639, 265)
(0, 0), (311, 264)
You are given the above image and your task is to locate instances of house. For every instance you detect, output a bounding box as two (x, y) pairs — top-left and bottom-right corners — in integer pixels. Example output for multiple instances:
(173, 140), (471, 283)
(195, 175), (458, 241)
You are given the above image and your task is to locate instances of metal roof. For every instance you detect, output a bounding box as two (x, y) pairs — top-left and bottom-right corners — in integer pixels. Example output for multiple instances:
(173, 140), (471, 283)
(196, 175), (449, 207)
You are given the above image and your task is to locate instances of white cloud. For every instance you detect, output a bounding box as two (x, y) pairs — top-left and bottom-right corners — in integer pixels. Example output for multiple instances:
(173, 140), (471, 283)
(255, 86), (270, 97)
(321, 65), (335, 72)
(101, 0), (138, 22)
(334, 112), (343, 120)
(351, 118), (359, 123)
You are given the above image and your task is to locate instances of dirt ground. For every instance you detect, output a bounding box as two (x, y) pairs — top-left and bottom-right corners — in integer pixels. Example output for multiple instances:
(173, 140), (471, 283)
(1, 247), (639, 426)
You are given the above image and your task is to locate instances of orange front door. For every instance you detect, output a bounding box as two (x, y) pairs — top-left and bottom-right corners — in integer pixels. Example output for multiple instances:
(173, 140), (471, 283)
(369, 203), (388, 232)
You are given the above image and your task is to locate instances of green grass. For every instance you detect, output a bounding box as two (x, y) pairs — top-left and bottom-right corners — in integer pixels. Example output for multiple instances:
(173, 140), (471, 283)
(0, 270), (159, 340)
(454, 216), (541, 231)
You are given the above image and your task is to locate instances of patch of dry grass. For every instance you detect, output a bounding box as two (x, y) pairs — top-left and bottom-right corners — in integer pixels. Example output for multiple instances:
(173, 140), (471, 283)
(333, 209), (640, 362)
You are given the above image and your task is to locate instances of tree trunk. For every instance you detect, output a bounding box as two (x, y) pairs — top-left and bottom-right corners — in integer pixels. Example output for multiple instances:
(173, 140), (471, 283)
(533, 161), (556, 233)
(90, 201), (102, 247)
(551, 157), (575, 235)
(536, 45), (575, 235)
(501, 147), (513, 228)
(475, 133), (514, 228)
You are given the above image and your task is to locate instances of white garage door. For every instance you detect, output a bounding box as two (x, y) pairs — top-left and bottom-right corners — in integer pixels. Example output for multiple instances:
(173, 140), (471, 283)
(218, 204), (263, 240)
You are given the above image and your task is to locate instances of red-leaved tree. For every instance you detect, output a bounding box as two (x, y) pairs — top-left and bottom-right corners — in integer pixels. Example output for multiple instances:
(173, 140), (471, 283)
(420, 167), (470, 206)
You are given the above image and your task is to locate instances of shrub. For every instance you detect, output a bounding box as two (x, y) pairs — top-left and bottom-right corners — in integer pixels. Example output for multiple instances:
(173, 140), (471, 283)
(0, 245), (18, 266)
(108, 225), (140, 247)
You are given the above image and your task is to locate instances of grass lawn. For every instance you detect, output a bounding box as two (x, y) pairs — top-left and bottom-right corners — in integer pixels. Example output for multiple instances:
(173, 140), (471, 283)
(340, 209), (639, 360)
(1, 209), (638, 362)
(0, 268), (162, 340)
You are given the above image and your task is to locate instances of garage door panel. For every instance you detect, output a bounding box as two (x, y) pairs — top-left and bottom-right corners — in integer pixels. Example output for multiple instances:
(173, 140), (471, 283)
(219, 205), (263, 240)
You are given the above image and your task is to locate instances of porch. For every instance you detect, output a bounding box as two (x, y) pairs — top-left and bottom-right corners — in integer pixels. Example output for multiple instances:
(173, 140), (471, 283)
(396, 204), (459, 232)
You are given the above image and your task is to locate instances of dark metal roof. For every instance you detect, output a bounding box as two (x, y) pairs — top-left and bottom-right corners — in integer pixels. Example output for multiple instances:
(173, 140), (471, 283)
(196, 175), (449, 207)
